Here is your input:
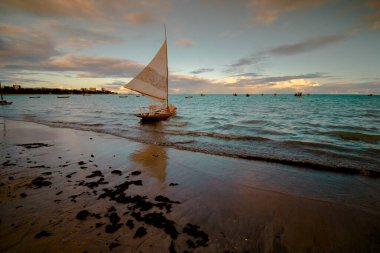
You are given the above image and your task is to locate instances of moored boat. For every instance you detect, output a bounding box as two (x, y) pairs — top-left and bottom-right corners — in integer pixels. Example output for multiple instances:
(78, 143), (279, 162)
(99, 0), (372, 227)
(124, 26), (176, 122)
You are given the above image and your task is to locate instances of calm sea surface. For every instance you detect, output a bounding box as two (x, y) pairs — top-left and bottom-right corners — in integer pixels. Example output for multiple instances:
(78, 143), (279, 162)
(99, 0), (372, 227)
(1, 94), (380, 172)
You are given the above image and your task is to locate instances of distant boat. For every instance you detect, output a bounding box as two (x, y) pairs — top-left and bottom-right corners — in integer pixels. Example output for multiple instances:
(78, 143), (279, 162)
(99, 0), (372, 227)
(83, 94), (91, 96)
(185, 96), (193, 98)
(57, 96), (70, 98)
(29, 96), (40, 98)
(261, 93), (264, 96)
(233, 93), (237, 96)
(0, 82), (12, 105)
(119, 95), (128, 98)
(246, 93), (250, 97)
(124, 26), (176, 122)
(307, 93), (310, 96)
(136, 95), (140, 97)
(200, 93), (205, 96)
(294, 91), (302, 97)
(273, 93), (277, 96)
(368, 93), (373, 96)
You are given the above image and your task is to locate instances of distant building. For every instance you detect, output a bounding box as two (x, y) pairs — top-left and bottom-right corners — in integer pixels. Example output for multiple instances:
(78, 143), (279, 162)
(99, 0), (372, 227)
(89, 87), (97, 91)
(13, 84), (21, 90)
(101, 88), (106, 92)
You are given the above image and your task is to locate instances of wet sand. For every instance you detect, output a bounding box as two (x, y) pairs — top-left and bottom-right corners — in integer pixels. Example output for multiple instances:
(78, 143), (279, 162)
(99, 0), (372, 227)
(1, 119), (380, 253)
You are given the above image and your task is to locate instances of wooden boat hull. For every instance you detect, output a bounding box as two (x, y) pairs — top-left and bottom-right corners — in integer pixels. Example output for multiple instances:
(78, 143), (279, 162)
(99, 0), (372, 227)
(0, 100), (12, 105)
(135, 112), (172, 122)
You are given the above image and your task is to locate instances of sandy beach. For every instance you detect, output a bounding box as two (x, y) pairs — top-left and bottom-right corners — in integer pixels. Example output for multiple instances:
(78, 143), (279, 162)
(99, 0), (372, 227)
(1, 119), (380, 253)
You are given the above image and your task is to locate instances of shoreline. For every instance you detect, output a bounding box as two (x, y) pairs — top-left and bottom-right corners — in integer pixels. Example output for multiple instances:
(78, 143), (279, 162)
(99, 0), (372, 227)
(4, 117), (380, 178)
(1, 119), (380, 252)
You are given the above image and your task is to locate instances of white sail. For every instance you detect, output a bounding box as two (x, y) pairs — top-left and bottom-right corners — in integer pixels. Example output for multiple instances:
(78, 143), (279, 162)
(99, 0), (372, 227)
(125, 40), (168, 102)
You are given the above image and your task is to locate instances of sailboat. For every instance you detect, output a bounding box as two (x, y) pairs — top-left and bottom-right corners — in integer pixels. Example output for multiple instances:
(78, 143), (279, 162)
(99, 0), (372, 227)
(0, 82), (12, 105)
(124, 26), (176, 122)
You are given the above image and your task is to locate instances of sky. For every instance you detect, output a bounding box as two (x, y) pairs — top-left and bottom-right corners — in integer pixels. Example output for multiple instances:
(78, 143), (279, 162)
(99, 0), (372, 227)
(1, 0), (380, 94)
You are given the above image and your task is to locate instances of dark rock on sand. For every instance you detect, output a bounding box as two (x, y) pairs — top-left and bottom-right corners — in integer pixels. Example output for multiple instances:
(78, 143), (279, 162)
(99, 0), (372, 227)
(2, 161), (16, 166)
(111, 170), (122, 176)
(183, 223), (209, 247)
(56, 191), (63, 196)
(79, 177), (108, 189)
(130, 170), (141, 176)
(78, 161), (86, 165)
(30, 165), (49, 168)
(18, 143), (50, 149)
(96, 222), (104, 228)
(76, 210), (91, 220)
(32, 177), (51, 188)
(20, 193), (27, 198)
(8, 176), (14, 180)
(169, 240), (177, 253)
(41, 172), (52, 175)
(105, 212), (123, 234)
(66, 172), (76, 178)
(134, 226), (147, 238)
(86, 170), (103, 178)
(105, 224), (122, 233)
(126, 219), (134, 229)
(98, 180), (143, 203)
(133, 212), (178, 239)
(108, 242), (120, 250)
(155, 195), (180, 204)
(186, 240), (196, 249)
(91, 213), (102, 219)
(34, 230), (52, 239)
(69, 192), (85, 202)
(169, 183), (179, 187)
(155, 195), (181, 213)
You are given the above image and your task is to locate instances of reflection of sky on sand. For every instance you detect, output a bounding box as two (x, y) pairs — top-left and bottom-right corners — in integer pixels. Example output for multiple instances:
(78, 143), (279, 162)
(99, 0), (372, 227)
(130, 123), (168, 183)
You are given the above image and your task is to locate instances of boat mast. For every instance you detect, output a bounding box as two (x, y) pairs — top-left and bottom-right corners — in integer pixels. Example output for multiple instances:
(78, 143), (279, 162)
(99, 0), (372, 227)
(164, 24), (169, 109)
(0, 82), (3, 101)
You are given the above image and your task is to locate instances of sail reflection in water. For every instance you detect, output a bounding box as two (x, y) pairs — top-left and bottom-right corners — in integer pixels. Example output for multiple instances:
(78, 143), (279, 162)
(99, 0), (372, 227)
(130, 124), (168, 183)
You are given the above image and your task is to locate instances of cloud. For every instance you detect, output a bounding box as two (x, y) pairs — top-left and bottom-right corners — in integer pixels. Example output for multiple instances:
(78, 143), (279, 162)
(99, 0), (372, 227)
(227, 33), (348, 73)
(190, 68), (215, 74)
(249, 0), (327, 24)
(222, 72), (330, 92)
(251, 72), (331, 83)
(0, 33), (60, 64)
(226, 53), (266, 73)
(125, 12), (155, 24)
(0, 24), (25, 35)
(49, 23), (123, 49)
(0, 0), (100, 18)
(366, 0), (380, 29)
(269, 78), (320, 89)
(176, 38), (194, 48)
(0, 0), (172, 24)
(45, 55), (143, 77)
(268, 34), (348, 55)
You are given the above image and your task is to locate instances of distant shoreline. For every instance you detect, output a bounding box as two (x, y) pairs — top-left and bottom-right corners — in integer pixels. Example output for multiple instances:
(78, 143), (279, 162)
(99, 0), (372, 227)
(1, 86), (115, 95)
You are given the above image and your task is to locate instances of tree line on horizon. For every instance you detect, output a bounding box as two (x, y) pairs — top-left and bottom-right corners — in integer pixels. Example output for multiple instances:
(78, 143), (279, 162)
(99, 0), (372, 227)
(1, 86), (114, 95)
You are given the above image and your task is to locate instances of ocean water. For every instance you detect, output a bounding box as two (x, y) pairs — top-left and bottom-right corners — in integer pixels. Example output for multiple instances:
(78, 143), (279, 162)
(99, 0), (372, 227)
(1, 94), (380, 172)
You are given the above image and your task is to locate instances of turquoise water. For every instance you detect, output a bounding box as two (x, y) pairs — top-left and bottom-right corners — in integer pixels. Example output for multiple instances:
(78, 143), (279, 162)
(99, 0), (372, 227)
(1, 94), (379, 172)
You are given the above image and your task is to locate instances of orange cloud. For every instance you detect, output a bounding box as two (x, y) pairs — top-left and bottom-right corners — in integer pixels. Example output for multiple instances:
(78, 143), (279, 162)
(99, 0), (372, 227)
(269, 78), (320, 90)
(0, 24), (25, 35)
(0, 0), (100, 18)
(125, 12), (155, 24)
(249, 0), (327, 24)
